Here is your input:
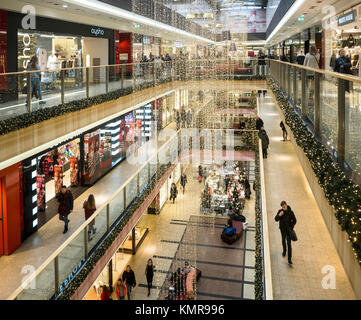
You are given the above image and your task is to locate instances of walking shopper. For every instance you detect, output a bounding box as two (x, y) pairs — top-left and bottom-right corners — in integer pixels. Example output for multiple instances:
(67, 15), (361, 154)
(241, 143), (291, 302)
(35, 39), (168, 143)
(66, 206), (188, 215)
(258, 127), (270, 159)
(180, 173), (187, 193)
(255, 116), (264, 130)
(275, 201), (297, 265)
(57, 185), (73, 234)
(242, 176), (251, 199)
(170, 183), (178, 203)
(296, 50), (305, 65)
(122, 265), (136, 300)
(27, 55), (46, 105)
(303, 46), (320, 69)
(83, 194), (97, 241)
(114, 279), (127, 300)
(100, 285), (110, 300)
(145, 259), (155, 297)
(280, 121), (288, 141)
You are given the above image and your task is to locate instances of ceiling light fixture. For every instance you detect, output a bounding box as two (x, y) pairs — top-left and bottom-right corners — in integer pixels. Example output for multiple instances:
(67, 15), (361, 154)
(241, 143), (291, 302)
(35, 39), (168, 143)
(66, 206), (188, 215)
(62, 0), (214, 44)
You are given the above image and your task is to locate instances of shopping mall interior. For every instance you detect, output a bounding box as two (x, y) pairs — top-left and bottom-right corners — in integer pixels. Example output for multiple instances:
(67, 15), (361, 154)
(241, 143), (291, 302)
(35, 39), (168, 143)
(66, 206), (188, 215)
(0, 0), (361, 304)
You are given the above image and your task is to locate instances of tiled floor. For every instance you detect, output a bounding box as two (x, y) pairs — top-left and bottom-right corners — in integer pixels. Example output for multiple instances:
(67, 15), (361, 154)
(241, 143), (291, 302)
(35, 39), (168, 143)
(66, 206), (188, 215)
(120, 164), (256, 300)
(259, 93), (356, 300)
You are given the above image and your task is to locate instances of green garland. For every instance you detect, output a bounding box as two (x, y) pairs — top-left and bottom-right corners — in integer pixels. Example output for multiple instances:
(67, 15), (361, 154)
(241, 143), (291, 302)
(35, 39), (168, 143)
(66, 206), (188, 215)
(0, 77), (175, 136)
(56, 163), (172, 300)
(254, 151), (263, 300)
(268, 77), (361, 266)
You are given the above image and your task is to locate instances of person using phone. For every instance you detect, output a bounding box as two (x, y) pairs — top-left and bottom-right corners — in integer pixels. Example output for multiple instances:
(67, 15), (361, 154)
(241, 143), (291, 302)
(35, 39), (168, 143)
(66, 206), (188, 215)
(275, 201), (297, 265)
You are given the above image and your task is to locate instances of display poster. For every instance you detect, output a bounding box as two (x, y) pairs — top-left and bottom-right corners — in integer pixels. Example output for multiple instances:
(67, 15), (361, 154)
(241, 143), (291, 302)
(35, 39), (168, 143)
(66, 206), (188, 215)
(37, 175), (46, 211)
(54, 165), (63, 195)
(70, 157), (79, 186)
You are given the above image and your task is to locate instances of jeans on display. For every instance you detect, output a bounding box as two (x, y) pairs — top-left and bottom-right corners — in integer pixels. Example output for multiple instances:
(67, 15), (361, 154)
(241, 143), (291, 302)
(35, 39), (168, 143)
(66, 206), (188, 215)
(281, 228), (292, 261)
(31, 78), (43, 100)
(59, 214), (69, 229)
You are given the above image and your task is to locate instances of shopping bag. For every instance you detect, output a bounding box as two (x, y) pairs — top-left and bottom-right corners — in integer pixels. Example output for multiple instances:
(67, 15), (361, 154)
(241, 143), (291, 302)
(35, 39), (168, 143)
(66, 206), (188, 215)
(290, 229), (297, 241)
(198, 176), (202, 182)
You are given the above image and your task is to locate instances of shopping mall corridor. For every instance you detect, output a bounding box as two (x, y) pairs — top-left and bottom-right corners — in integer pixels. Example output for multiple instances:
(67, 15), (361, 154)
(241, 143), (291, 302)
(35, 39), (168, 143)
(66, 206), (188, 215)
(0, 125), (176, 300)
(258, 93), (356, 299)
(95, 164), (257, 301)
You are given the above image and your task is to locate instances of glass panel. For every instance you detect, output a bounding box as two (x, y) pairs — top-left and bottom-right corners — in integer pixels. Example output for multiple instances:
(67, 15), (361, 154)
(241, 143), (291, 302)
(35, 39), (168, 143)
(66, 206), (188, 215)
(58, 229), (85, 290)
(345, 82), (361, 180)
(109, 189), (124, 226)
(63, 68), (86, 103)
(295, 69), (302, 108)
(126, 177), (138, 207)
(0, 74), (28, 120)
(150, 161), (157, 179)
(16, 261), (55, 300)
(289, 67), (294, 102)
(305, 71), (315, 124)
(108, 65), (123, 93)
(88, 206), (108, 251)
(89, 66), (106, 98)
(139, 165), (149, 193)
(320, 74), (338, 153)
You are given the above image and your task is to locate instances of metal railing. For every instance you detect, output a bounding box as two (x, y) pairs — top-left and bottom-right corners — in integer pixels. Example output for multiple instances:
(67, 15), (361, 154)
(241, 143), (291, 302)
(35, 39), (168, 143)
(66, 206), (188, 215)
(268, 59), (361, 185)
(8, 127), (262, 300)
(0, 58), (268, 122)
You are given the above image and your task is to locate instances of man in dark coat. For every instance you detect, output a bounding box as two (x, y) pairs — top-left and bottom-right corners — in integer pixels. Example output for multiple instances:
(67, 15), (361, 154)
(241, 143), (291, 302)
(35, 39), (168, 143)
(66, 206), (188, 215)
(57, 185), (74, 234)
(258, 127), (270, 158)
(255, 116), (264, 130)
(122, 265), (136, 300)
(275, 201), (297, 264)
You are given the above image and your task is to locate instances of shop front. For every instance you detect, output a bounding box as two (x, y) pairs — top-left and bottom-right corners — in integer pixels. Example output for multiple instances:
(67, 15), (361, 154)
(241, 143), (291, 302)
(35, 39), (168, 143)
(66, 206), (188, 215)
(324, 8), (360, 74)
(83, 213), (150, 300)
(2, 10), (115, 102)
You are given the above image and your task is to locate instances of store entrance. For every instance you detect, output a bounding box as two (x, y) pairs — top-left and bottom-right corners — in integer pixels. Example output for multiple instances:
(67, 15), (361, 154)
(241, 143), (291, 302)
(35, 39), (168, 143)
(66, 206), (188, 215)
(0, 177), (5, 256)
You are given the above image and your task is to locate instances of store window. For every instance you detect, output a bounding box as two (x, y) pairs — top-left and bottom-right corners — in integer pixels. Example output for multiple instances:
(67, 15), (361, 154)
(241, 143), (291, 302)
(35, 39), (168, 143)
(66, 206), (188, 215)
(18, 30), (83, 92)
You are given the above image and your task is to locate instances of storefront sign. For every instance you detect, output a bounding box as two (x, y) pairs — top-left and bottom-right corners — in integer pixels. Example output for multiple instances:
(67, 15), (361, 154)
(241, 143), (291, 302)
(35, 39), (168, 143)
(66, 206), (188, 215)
(90, 27), (105, 36)
(57, 258), (86, 296)
(20, 33), (31, 70)
(338, 11), (355, 26)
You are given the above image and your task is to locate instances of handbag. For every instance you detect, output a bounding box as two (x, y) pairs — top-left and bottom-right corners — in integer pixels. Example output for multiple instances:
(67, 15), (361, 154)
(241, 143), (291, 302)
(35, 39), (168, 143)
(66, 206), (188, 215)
(290, 229), (297, 241)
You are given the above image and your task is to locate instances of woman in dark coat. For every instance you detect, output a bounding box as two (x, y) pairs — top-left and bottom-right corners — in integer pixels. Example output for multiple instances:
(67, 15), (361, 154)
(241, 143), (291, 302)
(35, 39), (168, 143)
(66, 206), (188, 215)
(145, 259), (155, 296)
(280, 121), (288, 141)
(170, 183), (178, 203)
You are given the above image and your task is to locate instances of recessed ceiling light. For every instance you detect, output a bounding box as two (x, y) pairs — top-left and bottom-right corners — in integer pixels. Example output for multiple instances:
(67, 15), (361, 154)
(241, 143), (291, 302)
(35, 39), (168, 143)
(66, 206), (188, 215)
(63, 4), (68, 8)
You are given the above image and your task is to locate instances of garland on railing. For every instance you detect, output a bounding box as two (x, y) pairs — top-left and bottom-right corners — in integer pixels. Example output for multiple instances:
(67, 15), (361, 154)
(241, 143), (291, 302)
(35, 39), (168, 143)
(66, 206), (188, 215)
(267, 77), (361, 266)
(56, 163), (172, 300)
(254, 152), (263, 300)
(0, 87), (132, 136)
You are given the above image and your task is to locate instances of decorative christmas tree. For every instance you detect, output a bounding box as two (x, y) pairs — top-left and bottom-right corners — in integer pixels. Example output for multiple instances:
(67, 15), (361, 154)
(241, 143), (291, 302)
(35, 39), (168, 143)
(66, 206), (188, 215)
(201, 187), (211, 209)
(231, 187), (241, 214)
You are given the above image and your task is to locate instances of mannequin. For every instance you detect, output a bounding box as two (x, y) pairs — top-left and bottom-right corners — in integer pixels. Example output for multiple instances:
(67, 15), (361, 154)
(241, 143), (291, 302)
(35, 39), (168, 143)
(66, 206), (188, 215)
(47, 51), (58, 84)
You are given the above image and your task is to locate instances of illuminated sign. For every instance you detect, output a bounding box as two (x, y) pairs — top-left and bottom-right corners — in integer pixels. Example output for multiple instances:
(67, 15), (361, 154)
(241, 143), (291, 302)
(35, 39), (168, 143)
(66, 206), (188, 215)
(338, 11), (355, 26)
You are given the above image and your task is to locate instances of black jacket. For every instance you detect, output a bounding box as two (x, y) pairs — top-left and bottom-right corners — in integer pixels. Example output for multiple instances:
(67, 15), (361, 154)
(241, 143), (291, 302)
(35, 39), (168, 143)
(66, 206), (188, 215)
(256, 118), (264, 130)
(122, 270), (136, 287)
(275, 205), (297, 231)
(56, 190), (74, 215)
(334, 56), (352, 74)
(181, 174), (187, 186)
(258, 129), (269, 149)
